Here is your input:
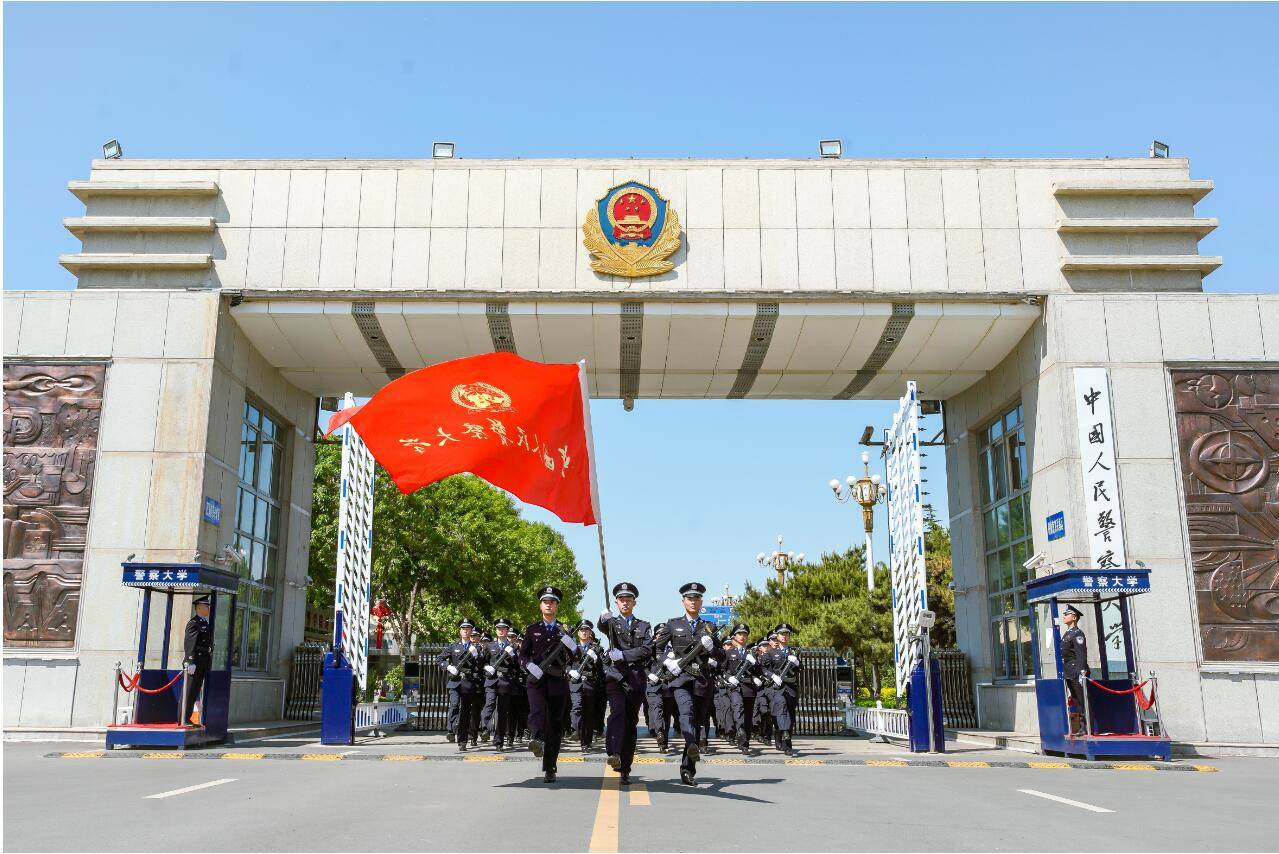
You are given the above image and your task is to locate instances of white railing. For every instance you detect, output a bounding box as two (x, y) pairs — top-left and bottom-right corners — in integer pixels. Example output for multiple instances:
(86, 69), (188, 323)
(845, 700), (909, 740)
(354, 701), (409, 735)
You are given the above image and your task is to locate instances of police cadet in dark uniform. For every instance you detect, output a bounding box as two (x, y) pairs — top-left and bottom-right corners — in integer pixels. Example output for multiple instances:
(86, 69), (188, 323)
(645, 656), (671, 752)
(760, 622), (802, 756)
(723, 623), (761, 754)
(436, 618), (486, 751)
(1060, 604), (1090, 736)
(568, 620), (605, 752)
(648, 582), (725, 786)
(597, 581), (652, 785)
(182, 595), (213, 725)
(711, 639), (734, 747)
(483, 618), (521, 750)
(519, 585), (577, 783)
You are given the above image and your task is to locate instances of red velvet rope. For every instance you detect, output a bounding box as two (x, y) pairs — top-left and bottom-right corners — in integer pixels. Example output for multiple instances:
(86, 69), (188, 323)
(117, 670), (183, 695)
(1087, 678), (1155, 710)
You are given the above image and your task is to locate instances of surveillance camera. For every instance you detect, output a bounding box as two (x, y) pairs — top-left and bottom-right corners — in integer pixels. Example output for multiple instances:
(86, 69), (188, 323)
(1022, 552), (1046, 571)
(947, 581), (955, 591)
(622, 397), (635, 412)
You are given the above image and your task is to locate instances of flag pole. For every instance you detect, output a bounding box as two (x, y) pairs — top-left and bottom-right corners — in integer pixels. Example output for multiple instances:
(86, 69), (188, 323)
(577, 361), (610, 608)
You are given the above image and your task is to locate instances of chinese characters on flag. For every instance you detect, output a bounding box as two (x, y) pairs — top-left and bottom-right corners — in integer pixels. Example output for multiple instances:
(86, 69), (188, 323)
(325, 352), (598, 525)
(1073, 367), (1127, 569)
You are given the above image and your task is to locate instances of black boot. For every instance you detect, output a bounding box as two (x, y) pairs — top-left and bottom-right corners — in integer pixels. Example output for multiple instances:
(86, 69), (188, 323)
(781, 730), (794, 756)
(529, 738), (544, 758)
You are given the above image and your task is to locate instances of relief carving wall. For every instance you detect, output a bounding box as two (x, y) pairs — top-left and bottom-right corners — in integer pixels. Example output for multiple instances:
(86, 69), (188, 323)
(1172, 369), (1279, 662)
(3, 364), (106, 648)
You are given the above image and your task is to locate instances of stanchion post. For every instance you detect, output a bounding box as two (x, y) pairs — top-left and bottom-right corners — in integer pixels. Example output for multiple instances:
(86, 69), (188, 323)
(178, 666), (190, 728)
(112, 661), (122, 726)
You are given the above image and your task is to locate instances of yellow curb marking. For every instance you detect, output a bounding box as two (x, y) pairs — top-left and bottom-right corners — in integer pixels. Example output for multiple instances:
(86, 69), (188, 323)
(628, 782), (650, 806)
(301, 754), (344, 761)
(633, 757), (665, 764)
(559, 756), (584, 763)
(588, 767), (620, 853)
(866, 759), (909, 767)
(1112, 762), (1155, 771)
(463, 755), (504, 762)
(1192, 764), (1219, 772)
(1028, 762), (1072, 769)
(382, 754), (426, 761)
(142, 752), (183, 759)
(946, 761), (990, 768)
(785, 758), (823, 765)
(707, 758), (746, 764)
(62, 752), (105, 759)
(221, 753), (264, 760)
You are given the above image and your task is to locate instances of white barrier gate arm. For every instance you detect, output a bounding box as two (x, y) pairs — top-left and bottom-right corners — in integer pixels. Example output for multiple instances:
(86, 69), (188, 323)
(885, 380), (928, 697)
(334, 392), (375, 692)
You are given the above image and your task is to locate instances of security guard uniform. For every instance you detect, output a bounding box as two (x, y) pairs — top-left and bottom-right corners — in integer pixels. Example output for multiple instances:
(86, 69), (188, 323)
(436, 618), (486, 751)
(569, 620), (606, 751)
(723, 624), (761, 753)
(759, 623), (802, 756)
(484, 619), (521, 749)
(597, 582), (653, 782)
(1060, 605), (1089, 736)
(519, 586), (576, 781)
(182, 596), (213, 725)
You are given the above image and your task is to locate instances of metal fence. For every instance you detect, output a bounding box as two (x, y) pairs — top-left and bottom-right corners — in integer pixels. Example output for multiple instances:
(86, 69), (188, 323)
(846, 704), (910, 739)
(284, 641), (326, 721)
(408, 645), (451, 731)
(933, 648), (978, 729)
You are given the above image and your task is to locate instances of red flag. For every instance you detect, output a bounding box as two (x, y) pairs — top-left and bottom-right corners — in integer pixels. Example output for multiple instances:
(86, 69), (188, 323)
(339, 352), (598, 525)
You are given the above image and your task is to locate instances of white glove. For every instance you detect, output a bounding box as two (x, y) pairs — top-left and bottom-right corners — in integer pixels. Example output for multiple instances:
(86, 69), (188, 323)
(447, 664), (459, 676)
(647, 672), (660, 685)
(753, 677), (763, 687)
(569, 669), (581, 680)
(608, 648), (624, 662)
(663, 659), (682, 676)
(707, 658), (718, 669)
(469, 646), (480, 658)
(527, 662), (543, 680)
(771, 674), (783, 687)
(745, 653), (756, 664)
(560, 634), (577, 651)
(728, 676), (740, 686)
(787, 654), (799, 665)
(700, 635), (713, 651)
(586, 649), (598, 661)
(484, 665), (496, 675)
(599, 609), (613, 624)
(185, 663), (197, 675)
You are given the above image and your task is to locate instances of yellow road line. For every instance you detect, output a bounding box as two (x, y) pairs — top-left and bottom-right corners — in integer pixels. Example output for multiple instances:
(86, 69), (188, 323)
(588, 767), (621, 853)
(1191, 764), (1219, 772)
(142, 752), (183, 759)
(785, 758), (823, 765)
(628, 782), (650, 806)
(1028, 762), (1072, 769)
(707, 757), (745, 764)
(633, 756), (664, 764)
(463, 755), (504, 762)
(221, 752), (264, 760)
(866, 759), (908, 767)
(1111, 762), (1155, 771)
(382, 754), (425, 761)
(62, 752), (105, 759)
(946, 760), (990, 768)
(559, 756), (584, 763)
(301, 754), (344, 761)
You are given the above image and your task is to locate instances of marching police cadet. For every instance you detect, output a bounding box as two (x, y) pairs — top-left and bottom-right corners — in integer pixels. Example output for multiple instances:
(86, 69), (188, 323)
(596, 581), (652, 785)
(483, 618), (521, 750)
(723, 624), (761, 754)
(711, 640), (734, 747)
(181, 595), (213, 725)
(436, 618), (486, 751)
(519, 585), (577, 783)
(648, 582), (725, 786)
(569, 620), (605, 752)
(645, 656), (671, 752)
(760, 622), (802, 756)
(1060, 604), (1090, 736)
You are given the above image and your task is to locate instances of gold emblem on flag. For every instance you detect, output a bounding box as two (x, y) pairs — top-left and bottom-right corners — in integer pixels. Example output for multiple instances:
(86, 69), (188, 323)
(582, 182), (681, 278)
(450, 382), (514, 413)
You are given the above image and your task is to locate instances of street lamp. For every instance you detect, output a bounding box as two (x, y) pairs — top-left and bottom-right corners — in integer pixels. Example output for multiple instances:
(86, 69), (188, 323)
(830, 450), (887, 591)
(756, 534), (805, 586)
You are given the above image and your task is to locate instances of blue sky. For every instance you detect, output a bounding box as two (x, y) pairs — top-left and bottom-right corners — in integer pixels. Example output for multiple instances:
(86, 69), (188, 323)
(6, 3), (1277, 613)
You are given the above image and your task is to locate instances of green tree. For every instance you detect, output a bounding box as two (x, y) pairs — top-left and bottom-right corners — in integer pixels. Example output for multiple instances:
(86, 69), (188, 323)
(308, 442), (585, 661)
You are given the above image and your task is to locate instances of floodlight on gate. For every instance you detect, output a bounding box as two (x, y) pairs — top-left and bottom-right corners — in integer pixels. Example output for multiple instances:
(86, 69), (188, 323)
(1149, 140), (1169, 158)
(102, 139), (122, 159)
(433, 141), (456, 159)
(818, 139), (842, 159)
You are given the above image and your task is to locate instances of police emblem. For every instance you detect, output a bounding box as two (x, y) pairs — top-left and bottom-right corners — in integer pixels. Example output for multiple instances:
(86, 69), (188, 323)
(582, 182), (681, 278)
(450, 382), (514, 412)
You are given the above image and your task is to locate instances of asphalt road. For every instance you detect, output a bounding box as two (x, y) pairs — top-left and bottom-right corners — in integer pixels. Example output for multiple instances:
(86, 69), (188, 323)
(3, 738), (1275, 852)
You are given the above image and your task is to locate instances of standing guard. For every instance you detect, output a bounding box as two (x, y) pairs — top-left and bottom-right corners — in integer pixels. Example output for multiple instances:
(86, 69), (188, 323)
(1060, 605), (1090, 736)
(723, 624), (760, 754)
(519, 585), (577, 783)
(181, 595), (213, 725)
(597, 581), (652, 785)
(569, 620), (605, 752)
(483, 618), (521, 750)
(436, 618), (486, 752)
(648, 582), (725, 786)
(760, 622), (803, 756)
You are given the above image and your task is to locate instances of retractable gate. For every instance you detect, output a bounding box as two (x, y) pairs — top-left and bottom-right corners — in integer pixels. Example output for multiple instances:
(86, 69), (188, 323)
(794, 646), (843, 736)
(410, 645), (450, 730)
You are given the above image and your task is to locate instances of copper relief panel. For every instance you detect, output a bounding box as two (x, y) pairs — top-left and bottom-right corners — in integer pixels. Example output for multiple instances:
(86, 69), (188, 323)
(3, 364), (106, 648)
(1172, 370), (1279, 662)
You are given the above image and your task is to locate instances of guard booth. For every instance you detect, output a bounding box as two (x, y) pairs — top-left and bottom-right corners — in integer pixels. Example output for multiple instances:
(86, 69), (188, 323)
(106, 562), (238, 750)
(1026, 567), (1171, 761)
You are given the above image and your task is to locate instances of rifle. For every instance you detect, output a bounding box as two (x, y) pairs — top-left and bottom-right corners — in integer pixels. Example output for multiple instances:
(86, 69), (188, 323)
(441, 642), (483, 681)
(484, 641), (517, 678)
(648, 634), (715, 686)
(725, 648), (760, 689)
(764, 650), (801, 689)
(528, 627), (577, 680)
(569, 644), (602, 684)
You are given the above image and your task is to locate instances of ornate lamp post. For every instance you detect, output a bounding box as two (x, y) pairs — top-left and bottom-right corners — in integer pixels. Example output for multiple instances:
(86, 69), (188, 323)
(756, 534), (805, 586)
(830, 451), (887, 591)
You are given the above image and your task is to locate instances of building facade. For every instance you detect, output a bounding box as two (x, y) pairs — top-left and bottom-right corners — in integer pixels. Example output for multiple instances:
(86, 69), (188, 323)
(3, 155), (1275, 748)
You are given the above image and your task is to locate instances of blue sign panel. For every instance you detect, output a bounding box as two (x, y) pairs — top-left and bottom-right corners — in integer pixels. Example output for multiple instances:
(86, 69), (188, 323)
(203, 497), (222, 526)
(1046, 511), (1066, 541)
(698, 605), (734, 626)
(120, 562), (241, 593)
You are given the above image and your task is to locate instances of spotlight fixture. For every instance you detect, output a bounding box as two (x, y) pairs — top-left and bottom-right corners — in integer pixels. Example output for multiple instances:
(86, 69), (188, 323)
(818, 139), (842, 159)
(432, 142), (456, 159)
(102, 139), (122, 159)
(1149, 140), (1169, 159)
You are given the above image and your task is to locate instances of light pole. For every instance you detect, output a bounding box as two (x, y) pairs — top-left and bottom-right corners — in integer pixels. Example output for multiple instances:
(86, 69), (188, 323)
(830, 451), (887, 591)
(756, 535), (805, 587)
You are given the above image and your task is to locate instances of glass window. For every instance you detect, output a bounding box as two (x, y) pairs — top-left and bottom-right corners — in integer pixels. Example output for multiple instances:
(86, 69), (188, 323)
(231, 398), (288, 673)
(979, 402), (1033, 680)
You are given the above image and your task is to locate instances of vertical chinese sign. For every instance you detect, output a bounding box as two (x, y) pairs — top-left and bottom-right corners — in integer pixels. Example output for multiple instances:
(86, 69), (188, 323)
(1073, 368), (1127, 570)
(3, 364), (106, 648)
